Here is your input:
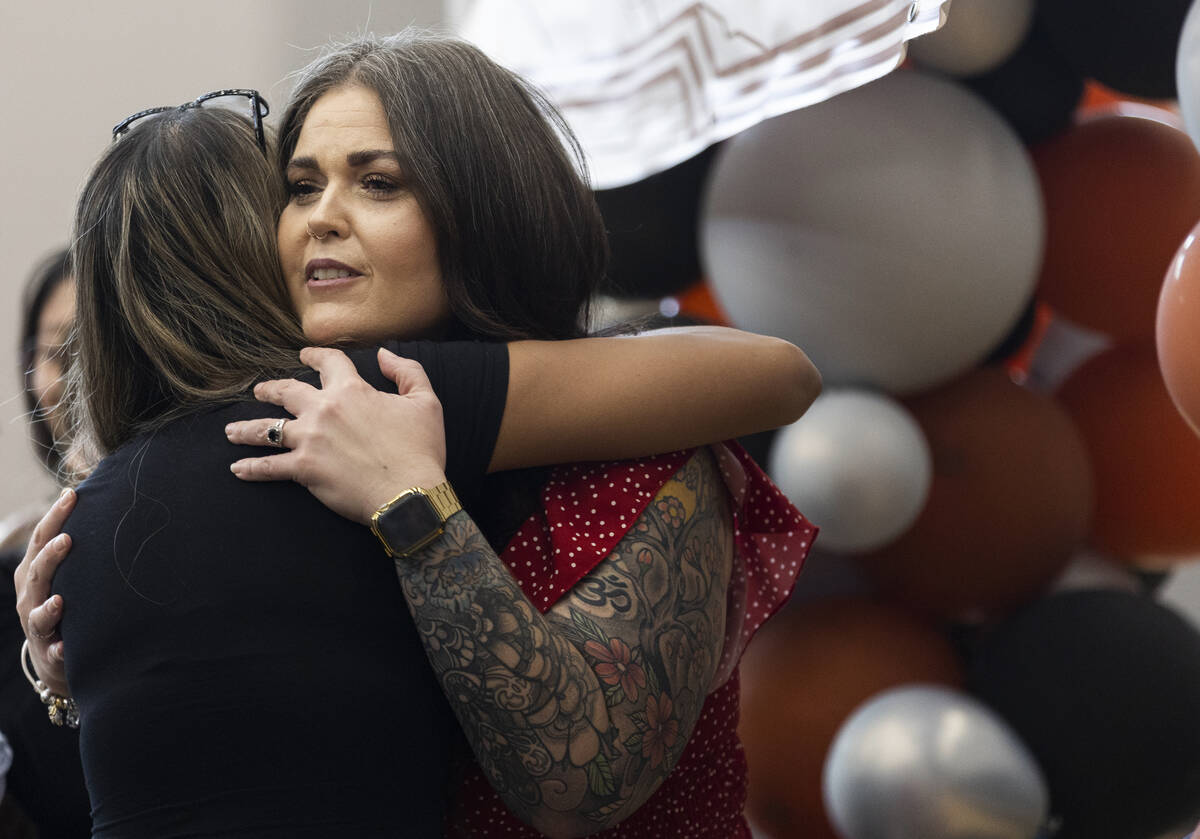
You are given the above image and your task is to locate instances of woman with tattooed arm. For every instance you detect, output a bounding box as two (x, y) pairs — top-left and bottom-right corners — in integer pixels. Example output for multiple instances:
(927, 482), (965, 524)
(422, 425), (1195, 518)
(18, 32), (817, 839)
(222, 34), (817, 837)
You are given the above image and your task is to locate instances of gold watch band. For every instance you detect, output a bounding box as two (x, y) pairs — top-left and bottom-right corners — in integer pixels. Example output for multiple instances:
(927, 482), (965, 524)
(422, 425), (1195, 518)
(423, 481), (463, 521)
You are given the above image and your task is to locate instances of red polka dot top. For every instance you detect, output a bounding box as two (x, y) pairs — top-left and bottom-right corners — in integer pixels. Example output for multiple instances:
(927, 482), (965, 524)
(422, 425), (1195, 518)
(446, 442), (816, 838)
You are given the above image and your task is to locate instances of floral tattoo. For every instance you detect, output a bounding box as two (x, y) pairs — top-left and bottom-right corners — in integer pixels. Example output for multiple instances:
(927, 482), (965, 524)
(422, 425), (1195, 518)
(392, 450), (733, 836)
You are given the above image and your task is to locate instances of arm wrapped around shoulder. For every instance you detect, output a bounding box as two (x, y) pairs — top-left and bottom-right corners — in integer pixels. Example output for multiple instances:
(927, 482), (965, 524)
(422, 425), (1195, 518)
(495, 326), (821, 471)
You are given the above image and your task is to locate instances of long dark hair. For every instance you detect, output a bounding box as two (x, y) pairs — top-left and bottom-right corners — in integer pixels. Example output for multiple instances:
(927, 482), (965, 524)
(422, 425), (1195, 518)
(278, 31), (609, 342)
(67, 108), (308, 469)
(20, 248), (72, 474)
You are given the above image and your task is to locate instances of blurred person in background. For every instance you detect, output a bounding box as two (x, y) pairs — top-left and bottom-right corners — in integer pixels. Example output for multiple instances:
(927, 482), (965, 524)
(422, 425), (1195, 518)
(1, 249), (90, 837)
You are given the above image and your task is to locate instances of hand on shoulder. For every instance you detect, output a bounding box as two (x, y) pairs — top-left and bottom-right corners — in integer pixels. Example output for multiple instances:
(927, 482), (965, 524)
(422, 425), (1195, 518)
(225, 347), (448, 525)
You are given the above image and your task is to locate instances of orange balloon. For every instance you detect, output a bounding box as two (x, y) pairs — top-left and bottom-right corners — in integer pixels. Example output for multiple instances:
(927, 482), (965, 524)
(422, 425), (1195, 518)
(1158, 222), (1200, 438)
(1056, 343), (1200, 559)
(856, 368), (1094, 617)
(674, 279), (731, 326)
(1033, 111), (1200, 342)
(1078, 79), (1178, 113)
(1003, 300), (1055, 385)
(739, 598), (962, 839)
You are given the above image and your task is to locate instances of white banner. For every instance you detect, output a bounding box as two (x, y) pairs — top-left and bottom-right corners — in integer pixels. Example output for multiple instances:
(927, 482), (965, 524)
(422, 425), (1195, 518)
(450, 0), (952, 187)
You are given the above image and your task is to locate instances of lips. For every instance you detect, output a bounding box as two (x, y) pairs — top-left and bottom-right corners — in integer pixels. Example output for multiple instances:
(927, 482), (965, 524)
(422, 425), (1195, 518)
(304, 258), (363, 289)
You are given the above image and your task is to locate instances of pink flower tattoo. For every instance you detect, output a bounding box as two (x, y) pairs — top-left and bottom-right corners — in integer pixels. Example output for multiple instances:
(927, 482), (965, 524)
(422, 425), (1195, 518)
(642, 693), (679, 769)
(584, 637), (647, 701)
(656, 496), (685, 528)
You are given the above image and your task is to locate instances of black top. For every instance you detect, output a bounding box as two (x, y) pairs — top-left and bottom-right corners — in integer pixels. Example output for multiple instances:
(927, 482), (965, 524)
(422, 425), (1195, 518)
(0, 548), (92, 839)
(54, 341), (507, 838)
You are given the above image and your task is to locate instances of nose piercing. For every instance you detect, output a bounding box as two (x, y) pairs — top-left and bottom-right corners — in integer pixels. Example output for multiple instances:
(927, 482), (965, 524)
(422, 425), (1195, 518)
(307, 226), (328, 240)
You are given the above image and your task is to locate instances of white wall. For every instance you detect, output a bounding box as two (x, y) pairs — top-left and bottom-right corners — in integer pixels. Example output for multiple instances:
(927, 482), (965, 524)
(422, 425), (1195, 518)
(0, 0), (443, 516)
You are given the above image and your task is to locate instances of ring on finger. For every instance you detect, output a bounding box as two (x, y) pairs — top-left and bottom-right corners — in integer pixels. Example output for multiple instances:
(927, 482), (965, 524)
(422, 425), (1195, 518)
(29, 626), (57, 641)
(266, 418), (288, 448)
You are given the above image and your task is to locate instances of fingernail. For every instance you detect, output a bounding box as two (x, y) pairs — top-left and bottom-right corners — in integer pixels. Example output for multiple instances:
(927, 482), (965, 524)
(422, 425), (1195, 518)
(224, 424), (233, 437)
(51, 641), (64, 660)
(47, 597), (60, 615)
(53, 533), (69, 549)
(58, 487), (74, 504)
(230, 462), (244, 476)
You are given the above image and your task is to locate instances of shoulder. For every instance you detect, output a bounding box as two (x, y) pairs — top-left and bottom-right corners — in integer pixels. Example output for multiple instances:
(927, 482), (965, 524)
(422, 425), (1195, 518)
(67, 403), (290, 538)
(334, 340), (508, 395)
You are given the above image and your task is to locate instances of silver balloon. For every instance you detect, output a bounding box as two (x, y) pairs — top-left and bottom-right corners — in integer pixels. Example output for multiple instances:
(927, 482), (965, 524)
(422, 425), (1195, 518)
(908, 0), (1035, 77)
(823, 685), (1049, 839)
(1179, 0), (1200, 150)
(1157, 558), (1200, 634)
(702, 70), (1043, 395)
(768, 389), (931, 554)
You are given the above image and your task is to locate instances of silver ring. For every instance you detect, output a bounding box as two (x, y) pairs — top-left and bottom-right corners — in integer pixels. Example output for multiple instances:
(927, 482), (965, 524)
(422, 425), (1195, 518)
(266, 418), (287, 448)
(29, 626), (56, 641)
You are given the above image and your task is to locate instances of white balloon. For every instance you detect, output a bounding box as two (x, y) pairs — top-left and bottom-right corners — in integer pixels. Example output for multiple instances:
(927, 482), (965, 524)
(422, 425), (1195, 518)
(767, 389), (931, 554)
(823, 685), (1049, 839)
(702, 70), (1043, 394)
(1178, 0), (1200, 148)
(908, 0), (1035, 77)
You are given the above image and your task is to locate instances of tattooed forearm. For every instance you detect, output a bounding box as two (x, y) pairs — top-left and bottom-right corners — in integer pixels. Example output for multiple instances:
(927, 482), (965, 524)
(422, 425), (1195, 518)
(394, 450), (733, 838)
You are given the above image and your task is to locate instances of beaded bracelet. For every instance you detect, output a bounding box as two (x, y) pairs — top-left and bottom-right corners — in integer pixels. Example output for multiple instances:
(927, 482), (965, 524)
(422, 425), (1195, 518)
(20, 639), (79, 728)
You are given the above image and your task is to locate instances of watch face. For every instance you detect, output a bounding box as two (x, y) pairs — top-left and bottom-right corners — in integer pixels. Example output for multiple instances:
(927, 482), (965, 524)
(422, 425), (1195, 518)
(378, 492), (443, 554)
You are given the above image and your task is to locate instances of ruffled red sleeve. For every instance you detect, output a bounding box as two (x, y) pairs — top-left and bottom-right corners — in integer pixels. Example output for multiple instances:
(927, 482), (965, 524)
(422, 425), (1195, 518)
(448, 445), (816, 838)
(710, 441), (817, 686)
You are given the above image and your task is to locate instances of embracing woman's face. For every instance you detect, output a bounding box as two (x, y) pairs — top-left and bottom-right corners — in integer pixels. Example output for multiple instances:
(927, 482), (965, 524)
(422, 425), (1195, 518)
(276, 84), (450, 345)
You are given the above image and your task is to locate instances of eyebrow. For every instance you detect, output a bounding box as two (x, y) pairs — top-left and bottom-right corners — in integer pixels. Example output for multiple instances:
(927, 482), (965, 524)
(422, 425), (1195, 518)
(286, 149), (400, 173)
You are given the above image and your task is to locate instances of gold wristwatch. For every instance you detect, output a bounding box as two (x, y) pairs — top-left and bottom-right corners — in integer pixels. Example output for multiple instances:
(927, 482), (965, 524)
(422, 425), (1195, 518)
(369, 482), (462, 559)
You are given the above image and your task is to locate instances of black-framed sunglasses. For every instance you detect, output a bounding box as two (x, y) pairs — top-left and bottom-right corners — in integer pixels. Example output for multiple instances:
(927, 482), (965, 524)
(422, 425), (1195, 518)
(112, 89), (270, 152)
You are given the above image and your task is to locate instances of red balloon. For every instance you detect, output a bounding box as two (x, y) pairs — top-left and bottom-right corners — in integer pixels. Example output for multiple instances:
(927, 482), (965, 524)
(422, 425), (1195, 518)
(739, 598), (962, 839)
(1056, 343), (1200, 559)
(1033, 111), (1200, 342)
(1157, 222), (1200, 437)
(855, 368), (1094, 617)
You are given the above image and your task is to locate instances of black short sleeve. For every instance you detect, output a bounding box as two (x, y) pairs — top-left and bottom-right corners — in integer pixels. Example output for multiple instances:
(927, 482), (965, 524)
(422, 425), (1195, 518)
(344, 341), (509, 509)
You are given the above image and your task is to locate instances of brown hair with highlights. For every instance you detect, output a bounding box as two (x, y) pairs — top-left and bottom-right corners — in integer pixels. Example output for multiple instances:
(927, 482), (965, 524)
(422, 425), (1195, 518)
(67, 107), (307, 471)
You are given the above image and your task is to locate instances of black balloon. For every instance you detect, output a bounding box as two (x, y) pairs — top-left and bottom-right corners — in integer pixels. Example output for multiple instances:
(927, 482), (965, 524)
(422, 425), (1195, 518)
(963, 20), (1084, 146)
(981, 294), (1038, 367)
(736, 427), (777, 473)
(594, 144), (721, 299)
(966, 590), (1200, 839)
(1036, 0), (1189, 99)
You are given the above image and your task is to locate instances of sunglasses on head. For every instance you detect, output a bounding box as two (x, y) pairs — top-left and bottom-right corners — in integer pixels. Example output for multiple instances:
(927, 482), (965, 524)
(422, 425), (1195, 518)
(112, 89), (270, 153)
